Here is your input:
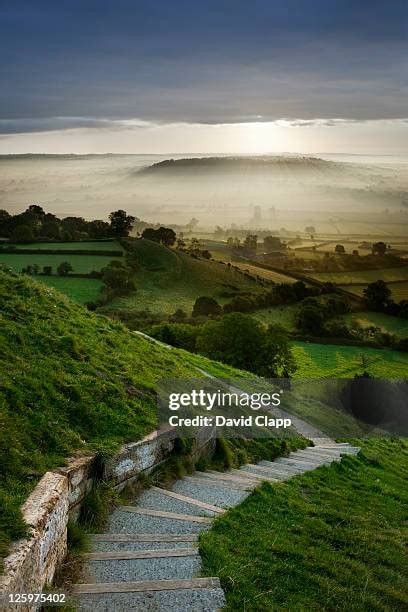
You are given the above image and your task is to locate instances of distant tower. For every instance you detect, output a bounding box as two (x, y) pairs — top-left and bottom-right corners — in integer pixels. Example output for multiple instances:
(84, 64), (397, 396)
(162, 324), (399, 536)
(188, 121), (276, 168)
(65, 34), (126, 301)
(251, 205), (262, 226)
(268, 206), (276, 221)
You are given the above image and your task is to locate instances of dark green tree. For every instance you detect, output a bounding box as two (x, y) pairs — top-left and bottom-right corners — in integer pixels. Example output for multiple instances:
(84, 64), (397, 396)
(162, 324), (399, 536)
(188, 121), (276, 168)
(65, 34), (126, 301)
(57, 261), (73, 276)
(372, 241), (387, 256)
(192, 296), (222, 317)
(109, 210), (135, 237)
(363, 280), (391, 310)
(10, 224), (34, 244)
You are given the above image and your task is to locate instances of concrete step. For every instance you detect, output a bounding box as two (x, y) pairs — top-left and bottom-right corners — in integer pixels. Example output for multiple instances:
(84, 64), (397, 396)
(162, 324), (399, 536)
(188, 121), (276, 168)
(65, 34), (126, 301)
(118, 506), (212, 524)
(196, 470), (259, 487)
(186, 474), (253, 491)
(81, 552), (201, 583)
(151, 486), (225, 514)
(275, 456), (334, 468)
(232, 467), (282, 483)
(301, 446), (360, 457)
(90, 534), (199, 553)
(242, 463), (298, 479)
(74, 578), (225, 611)
(85, 548), (198, 561)
(134, 487), (222, 518)
(255, 461), (307, 474)
(294, 448), (344, 458)
(173, 478), (249, 507)
(108, 508), (210, 535)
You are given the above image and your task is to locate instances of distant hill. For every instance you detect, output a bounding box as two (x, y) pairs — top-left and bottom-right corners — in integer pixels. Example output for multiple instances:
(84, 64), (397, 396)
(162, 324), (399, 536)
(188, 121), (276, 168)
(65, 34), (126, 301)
(138, 155), (339, 176)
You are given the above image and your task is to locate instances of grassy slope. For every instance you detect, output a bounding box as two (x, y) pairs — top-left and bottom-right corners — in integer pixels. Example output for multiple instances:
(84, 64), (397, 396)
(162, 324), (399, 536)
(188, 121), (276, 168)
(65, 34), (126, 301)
(201, 438), (408, 611)
(102, 239), (264, 315)
(0, 271), (302, 569)
(292, 340), (408, 378)
(252, 305), (298, 331)
(35, 276), (104, 304)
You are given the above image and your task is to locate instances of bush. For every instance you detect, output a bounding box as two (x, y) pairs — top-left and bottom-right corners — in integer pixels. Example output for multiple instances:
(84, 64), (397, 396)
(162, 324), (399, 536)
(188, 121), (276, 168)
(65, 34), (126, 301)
(296, 299), (325, 335)
(101, 261), (135, 295)
(148, 323), (199, 352)
(192, 296), (222, 317)
(223, 295), (258, 313)
(397, 337), (408, 352)
(196, 313), (296, 377)
(364, 280), (391, 311)
(57, 261), (73, 276)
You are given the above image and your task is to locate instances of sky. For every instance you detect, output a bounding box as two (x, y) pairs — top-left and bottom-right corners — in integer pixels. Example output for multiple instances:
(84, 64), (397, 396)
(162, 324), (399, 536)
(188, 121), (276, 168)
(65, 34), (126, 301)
(0, 0), (407, 154)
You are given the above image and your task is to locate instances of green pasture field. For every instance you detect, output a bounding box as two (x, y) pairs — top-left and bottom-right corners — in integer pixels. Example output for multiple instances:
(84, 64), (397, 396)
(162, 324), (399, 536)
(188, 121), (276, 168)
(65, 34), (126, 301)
(252, 305), (298, 331)
(103, 239), (265, 315)
(0, 252), (119, 274)
(228, 261), (297, 284)
(37, 276), (104, 304)
(341, 281), (408, 301)
(7, 240), (123, 251)
(292, 340), (408, 378)
(343, 311), (408, 338)
(311, 266), (408, 285)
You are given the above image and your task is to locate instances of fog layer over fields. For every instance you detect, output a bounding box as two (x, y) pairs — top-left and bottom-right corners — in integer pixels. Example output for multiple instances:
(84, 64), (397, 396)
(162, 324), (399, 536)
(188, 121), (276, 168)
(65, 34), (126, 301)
(1, 154), (408, 235)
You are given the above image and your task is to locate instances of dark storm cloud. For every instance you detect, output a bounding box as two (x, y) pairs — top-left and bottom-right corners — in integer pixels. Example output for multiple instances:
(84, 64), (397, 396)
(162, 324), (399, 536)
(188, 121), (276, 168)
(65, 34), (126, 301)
(0, 0), (407, 133)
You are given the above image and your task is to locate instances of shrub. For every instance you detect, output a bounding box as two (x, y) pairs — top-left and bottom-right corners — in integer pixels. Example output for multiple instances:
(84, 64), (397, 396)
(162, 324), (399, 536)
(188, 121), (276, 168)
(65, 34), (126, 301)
(196, 313), (296, 377)
(57, 261), (73, 276)
(363, 280), (391, 311)
(148, 323), (199, 352)
(223, 295), (258, 313)
(296, 299), (325, 335)
(192, 296), (222, 317)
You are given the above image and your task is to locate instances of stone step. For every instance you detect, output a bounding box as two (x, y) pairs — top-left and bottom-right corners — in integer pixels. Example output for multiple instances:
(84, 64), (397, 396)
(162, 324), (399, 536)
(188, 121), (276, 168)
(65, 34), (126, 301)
(134, 487), (220, 518)
(186, 474), (252, 491)
(232, 467), (282, 483)
(74, 577), (222, 594)
(255, 461), (307, 474)
(300, 446), (359, 457)
(294, 447), (343, 455)
(76, 587), (226, 611)
(150, 486), (225, 514)
(173, 478), (250, 507)
(74, 578), (225, 611)
(241, 464), (294, 480)
(81, 553), (201, 583)
(85, 548), (198, 561)
(92, 533), (199, 543)
(90, 534), (199, 553)
(119, 506), (212, 524)
(108, 508), (209, 535)
(276, 456), (334, 467)
(196, 470), (259, 487)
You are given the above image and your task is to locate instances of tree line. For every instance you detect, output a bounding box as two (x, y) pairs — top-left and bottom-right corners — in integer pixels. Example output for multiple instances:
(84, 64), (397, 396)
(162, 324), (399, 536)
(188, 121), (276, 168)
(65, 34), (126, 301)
(0, 206), (135, 242)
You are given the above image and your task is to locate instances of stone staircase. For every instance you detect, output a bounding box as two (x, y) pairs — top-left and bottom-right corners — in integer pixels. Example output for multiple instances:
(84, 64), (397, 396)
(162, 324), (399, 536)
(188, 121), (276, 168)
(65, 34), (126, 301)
(72, 441), (360, 611)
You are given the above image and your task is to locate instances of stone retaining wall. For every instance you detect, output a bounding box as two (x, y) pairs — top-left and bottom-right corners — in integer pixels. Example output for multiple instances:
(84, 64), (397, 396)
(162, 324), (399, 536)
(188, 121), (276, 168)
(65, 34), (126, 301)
(0, 426), (215, 611)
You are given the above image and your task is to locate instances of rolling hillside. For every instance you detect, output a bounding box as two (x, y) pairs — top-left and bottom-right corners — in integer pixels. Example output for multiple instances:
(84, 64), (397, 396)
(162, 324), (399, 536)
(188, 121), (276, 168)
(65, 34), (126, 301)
(0, 270), (266, 568)
(102, 238), (264, 316)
